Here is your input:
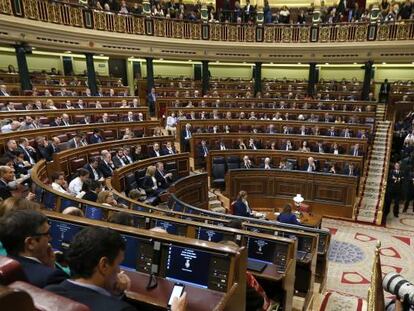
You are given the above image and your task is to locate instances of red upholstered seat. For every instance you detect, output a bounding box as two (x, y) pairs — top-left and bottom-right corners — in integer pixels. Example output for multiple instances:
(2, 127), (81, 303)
(70, 158), (86, 172)
(9, 281), (90, 311)
(0, 256), (27, 286)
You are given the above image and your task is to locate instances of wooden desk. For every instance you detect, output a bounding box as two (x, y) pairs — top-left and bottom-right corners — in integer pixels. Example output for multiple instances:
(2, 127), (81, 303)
(225, 168), (357, 218)
(125, 270), (227, 311)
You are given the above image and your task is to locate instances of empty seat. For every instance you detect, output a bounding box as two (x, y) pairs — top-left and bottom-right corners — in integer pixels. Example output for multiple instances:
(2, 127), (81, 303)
(135, 169), (147, 189)
(103, 130), (115, 140)
(69, 158), (86, 173)
(124, 173), (138, 194)
(212, 157), (226, 189)
(56, 134), (68, 143)
(164, 161), (177, 178)
(226, 156), (240, 170)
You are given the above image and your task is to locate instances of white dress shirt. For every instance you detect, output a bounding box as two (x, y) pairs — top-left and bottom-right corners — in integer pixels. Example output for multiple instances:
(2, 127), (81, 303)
(68, 177), (83, 195)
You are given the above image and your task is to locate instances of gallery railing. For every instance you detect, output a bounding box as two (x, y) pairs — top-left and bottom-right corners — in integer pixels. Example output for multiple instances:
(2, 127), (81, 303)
(1, 0), (414, 43)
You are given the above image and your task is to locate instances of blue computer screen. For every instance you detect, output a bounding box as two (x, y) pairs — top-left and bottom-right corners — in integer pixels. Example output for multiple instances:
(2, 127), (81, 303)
(121, 234), (140, 270)
(165, 245), (211, 288)
(49, 219), (84, 251)
(197, 228), (224, 243)
(247, 237), (276, 264)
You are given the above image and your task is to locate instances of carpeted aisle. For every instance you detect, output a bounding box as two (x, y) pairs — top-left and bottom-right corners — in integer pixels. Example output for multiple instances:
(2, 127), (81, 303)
(322, 218), (414, 299)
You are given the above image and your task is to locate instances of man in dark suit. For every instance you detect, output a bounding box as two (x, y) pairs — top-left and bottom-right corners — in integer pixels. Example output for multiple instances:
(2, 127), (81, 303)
(0, 210), (68, 288)
(303, 157), (317, 172)
(0, 84), (10, 96)
(48, 137), (61, 159)
(161, 141), (176, 155)
(17, 137), (37, 165)
(82, 180), (102, 202)
(155, 162), (173, 189)
(46, 227), (150, 311)
(343, 163), (359, 176)
(79, 116), (91, 124)
(90, 129), (104, 144)
(147, 87), (156, 117)
(35, 137), (52, 162)
(260, 157), (272, 169)
(67, 134), (85, 149)
(281, 140), (293, 151)
(379, 79), (391, 103)
(197, 140), (209, 167)
(84, 157), (103, 182)
(112, 149), (127, 169)
(148, 143), (162, 158)
(247, 138), (260, 150)
(0, 165), (14, 200)
(349, 143), (363, 157)
(327, 126), (337, 137)
(241, 155), (254, 169)
(50, 116), (63, 127)
(216, 140), (227, 151)
(182, 123), (192, 152)
(387, 162), (404, 217)
(124, 111), (135, 122)
(98, 150), (115, 178)
(313, 142), (326, 154)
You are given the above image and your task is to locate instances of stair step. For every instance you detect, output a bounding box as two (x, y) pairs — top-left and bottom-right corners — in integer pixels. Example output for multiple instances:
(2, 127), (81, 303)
(208, 192), (217, 200)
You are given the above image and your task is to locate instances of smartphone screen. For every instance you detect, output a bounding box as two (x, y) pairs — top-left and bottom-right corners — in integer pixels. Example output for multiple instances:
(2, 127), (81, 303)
(168, 284), (185, 306)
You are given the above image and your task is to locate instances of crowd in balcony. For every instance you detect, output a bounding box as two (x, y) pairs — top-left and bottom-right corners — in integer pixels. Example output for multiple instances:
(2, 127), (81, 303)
(79, 0), (413, 24)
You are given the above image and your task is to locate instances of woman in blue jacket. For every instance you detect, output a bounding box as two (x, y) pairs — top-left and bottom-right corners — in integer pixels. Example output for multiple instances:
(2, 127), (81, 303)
(277, 204), (302, 226)
(233, 191), (253, 217)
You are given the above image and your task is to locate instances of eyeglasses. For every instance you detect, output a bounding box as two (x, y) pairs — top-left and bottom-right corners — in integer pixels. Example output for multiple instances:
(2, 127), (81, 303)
(32, 229), (51, 237)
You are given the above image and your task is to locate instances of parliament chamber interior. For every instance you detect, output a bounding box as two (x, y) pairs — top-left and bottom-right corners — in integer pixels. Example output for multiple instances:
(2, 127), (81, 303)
(0, 0), (413, 310)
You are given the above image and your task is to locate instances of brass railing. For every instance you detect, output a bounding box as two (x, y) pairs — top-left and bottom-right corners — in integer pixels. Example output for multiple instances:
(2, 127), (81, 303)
(2, 0), (414, 43)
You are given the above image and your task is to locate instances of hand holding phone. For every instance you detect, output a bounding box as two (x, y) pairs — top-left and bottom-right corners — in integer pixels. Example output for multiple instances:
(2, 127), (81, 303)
(168, 284), (185, 308)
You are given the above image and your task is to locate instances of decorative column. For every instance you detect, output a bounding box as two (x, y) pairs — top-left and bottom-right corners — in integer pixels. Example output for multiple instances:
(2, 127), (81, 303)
(14, 44), (32, 92)
(202, 60), (209, 96)
(307, 63), (317, 96)
(362, 61), (374, 100)
(254, 62), (262, 96)
(85, 53), (98, 96)
(146, 57), (154, 94)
